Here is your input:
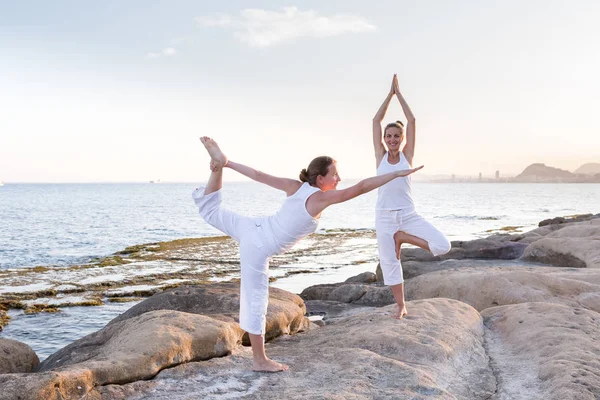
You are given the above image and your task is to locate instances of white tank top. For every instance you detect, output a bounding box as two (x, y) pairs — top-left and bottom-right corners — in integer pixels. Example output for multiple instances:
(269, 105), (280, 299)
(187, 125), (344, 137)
(376, 152), (415, 211)
(264, 182), (321, 253)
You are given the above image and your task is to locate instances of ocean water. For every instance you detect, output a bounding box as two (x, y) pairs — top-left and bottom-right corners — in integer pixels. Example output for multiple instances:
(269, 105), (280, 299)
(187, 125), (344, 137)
(2, 182), (599, 270)
(0, 182), (599, 359)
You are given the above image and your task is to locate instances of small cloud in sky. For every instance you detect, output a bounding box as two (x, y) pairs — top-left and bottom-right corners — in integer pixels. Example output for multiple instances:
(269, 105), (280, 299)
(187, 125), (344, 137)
(146, 47), (177, 59)
(195, 6), (376, 48)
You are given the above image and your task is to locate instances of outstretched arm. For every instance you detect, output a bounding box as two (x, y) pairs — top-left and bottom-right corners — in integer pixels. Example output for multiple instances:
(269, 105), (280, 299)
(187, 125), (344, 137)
(226, 161), (301, 196)
(307, 166), (424, 216)
(373, 75), (397, 164)
(393, 80), (416, 166)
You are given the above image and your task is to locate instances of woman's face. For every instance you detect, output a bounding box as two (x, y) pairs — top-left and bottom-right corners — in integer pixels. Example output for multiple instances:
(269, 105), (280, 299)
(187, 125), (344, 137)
(318, 162), (341, 191)
(384, 126), (404, 151)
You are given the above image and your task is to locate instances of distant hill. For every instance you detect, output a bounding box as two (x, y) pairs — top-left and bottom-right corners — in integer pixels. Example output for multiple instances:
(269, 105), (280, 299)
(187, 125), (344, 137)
(574, 163), (600, 175)
(515, 163), (575, 182)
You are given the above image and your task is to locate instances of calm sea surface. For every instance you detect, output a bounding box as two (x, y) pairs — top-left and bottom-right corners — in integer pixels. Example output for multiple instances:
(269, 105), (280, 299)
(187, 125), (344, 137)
(2, 182), (598, 270)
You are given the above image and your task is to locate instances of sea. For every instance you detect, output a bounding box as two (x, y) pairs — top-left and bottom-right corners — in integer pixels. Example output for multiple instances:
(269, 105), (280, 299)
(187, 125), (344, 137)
(1, 182), (599, 359)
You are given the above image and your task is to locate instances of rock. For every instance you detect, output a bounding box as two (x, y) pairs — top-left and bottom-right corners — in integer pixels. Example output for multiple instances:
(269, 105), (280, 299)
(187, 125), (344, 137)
(353, 285), (396, 306)
(110, 283), (310, 344)
(405, 267), (600, 312)
(0, 284), (310, 399)
(0, 372), (93, 400)
(305, 300), (374, 322)
(344, 271), (376, 284)
(2, 310), (241, 400)
(301, 281), (395, 307)
(0, 338), (39, 374)
(375, 262), (384, 282)
(328, 283), (368, 303)
(40, 310), (241, 373)
(399, 238), (528, 262)
(95, 298), (496, 400)
(482, 302), (600, 400)
(522, 219), (600, 268)
(299, 282), (343, 301)
(538, 213), (596, 227)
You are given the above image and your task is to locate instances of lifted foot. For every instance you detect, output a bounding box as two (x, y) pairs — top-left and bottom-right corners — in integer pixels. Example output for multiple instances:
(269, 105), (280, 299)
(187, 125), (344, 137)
(200, 136), (228, 169)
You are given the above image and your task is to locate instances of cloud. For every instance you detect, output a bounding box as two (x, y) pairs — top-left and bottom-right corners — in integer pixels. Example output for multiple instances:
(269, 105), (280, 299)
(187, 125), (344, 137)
(146, 47), (177, 59)
(195, 7), (376, 48)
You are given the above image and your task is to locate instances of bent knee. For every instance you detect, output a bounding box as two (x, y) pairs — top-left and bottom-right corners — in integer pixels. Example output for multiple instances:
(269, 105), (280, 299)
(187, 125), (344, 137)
(430, 237), (451, 256)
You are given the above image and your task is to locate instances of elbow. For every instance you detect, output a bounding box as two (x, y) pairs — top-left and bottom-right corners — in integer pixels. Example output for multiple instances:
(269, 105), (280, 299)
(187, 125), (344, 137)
(407, 116), (416, 124)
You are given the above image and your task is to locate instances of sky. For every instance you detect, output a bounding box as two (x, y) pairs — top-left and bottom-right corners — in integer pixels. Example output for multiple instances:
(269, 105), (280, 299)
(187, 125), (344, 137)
(1, 0), (599, 183)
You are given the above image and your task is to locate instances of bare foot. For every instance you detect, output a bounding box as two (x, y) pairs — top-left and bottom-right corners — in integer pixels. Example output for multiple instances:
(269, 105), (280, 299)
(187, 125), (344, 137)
(394, 231), (409, 260)
(200, 136), (228, 169)
(252, 358), (289, 372)
(391, 304), (408, 319)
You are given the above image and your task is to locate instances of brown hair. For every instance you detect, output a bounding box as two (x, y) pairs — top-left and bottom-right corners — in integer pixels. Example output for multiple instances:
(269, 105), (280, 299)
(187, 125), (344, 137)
(384, 120), (405, 135)
(299, 156), (335, 186)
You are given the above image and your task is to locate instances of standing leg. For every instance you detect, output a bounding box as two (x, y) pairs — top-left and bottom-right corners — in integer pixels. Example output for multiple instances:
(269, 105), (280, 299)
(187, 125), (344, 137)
(239, 231), (288, 372)
(376, 211), (407, 319)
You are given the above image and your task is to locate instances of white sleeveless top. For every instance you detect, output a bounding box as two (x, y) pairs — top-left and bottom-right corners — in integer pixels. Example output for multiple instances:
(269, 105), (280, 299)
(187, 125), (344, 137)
(376, 152), (415, 211)
(264, 182), (321, 253)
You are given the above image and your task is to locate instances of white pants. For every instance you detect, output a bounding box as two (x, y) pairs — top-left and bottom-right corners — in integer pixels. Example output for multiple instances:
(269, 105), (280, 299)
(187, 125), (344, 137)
(193, 187), (277, 335)
(376, 208), (451, 286)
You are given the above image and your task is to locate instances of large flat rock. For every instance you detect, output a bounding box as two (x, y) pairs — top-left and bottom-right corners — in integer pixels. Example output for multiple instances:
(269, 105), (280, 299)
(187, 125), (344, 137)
(96, 298), (496, 400)
(482, 302), (600, 400)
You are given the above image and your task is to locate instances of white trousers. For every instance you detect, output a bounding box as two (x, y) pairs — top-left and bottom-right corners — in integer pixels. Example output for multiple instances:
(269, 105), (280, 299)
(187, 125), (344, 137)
(376, 208), (451, 286)
(193, 187), (277, 335)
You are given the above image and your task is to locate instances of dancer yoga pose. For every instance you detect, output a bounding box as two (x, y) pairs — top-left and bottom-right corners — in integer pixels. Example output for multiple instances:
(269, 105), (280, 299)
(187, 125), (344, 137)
(372, 74), (451, 319)
(193, 136), (422, 372)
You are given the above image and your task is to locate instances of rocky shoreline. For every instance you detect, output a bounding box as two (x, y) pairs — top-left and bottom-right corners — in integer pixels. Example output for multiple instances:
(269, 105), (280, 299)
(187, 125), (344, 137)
(1, 213), (599, 399)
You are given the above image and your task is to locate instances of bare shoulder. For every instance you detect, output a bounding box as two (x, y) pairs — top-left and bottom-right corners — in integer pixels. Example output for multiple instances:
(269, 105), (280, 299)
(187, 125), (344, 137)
(286, 180), (304, 196)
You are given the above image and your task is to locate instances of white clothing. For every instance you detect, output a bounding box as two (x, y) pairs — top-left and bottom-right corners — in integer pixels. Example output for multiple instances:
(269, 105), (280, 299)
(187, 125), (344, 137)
(263, 182), (321, 254)
(376, 151), (414, 211)
(375, 151), (450, 286)
(192, 182), (320, 335)
(376, 209), (451, 286)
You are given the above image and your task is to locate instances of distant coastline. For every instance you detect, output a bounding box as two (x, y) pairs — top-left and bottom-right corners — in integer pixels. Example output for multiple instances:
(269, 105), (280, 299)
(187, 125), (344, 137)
(419, 162), (600, 183)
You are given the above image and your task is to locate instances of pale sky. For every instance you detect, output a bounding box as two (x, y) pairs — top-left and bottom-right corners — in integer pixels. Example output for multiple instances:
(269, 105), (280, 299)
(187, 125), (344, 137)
(1, 0), (599, 183)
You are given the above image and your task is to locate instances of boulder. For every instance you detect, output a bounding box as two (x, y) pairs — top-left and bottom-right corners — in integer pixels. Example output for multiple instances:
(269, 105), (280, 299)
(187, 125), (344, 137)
(344, 271), (376, 284)
(0, 338), (39, 374)
(522, 220), (600, 268)
(110, 283), (310, 344)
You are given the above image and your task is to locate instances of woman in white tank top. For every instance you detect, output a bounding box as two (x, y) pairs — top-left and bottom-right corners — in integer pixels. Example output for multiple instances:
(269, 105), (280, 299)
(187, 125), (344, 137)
(372, 75), (451, 320)
(194, 136), (422, 373)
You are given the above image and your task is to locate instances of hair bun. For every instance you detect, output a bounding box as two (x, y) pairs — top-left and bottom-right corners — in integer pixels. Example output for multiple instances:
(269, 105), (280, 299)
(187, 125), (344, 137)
(396, 120), (405, 127)
(299, 168), (309, 182)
